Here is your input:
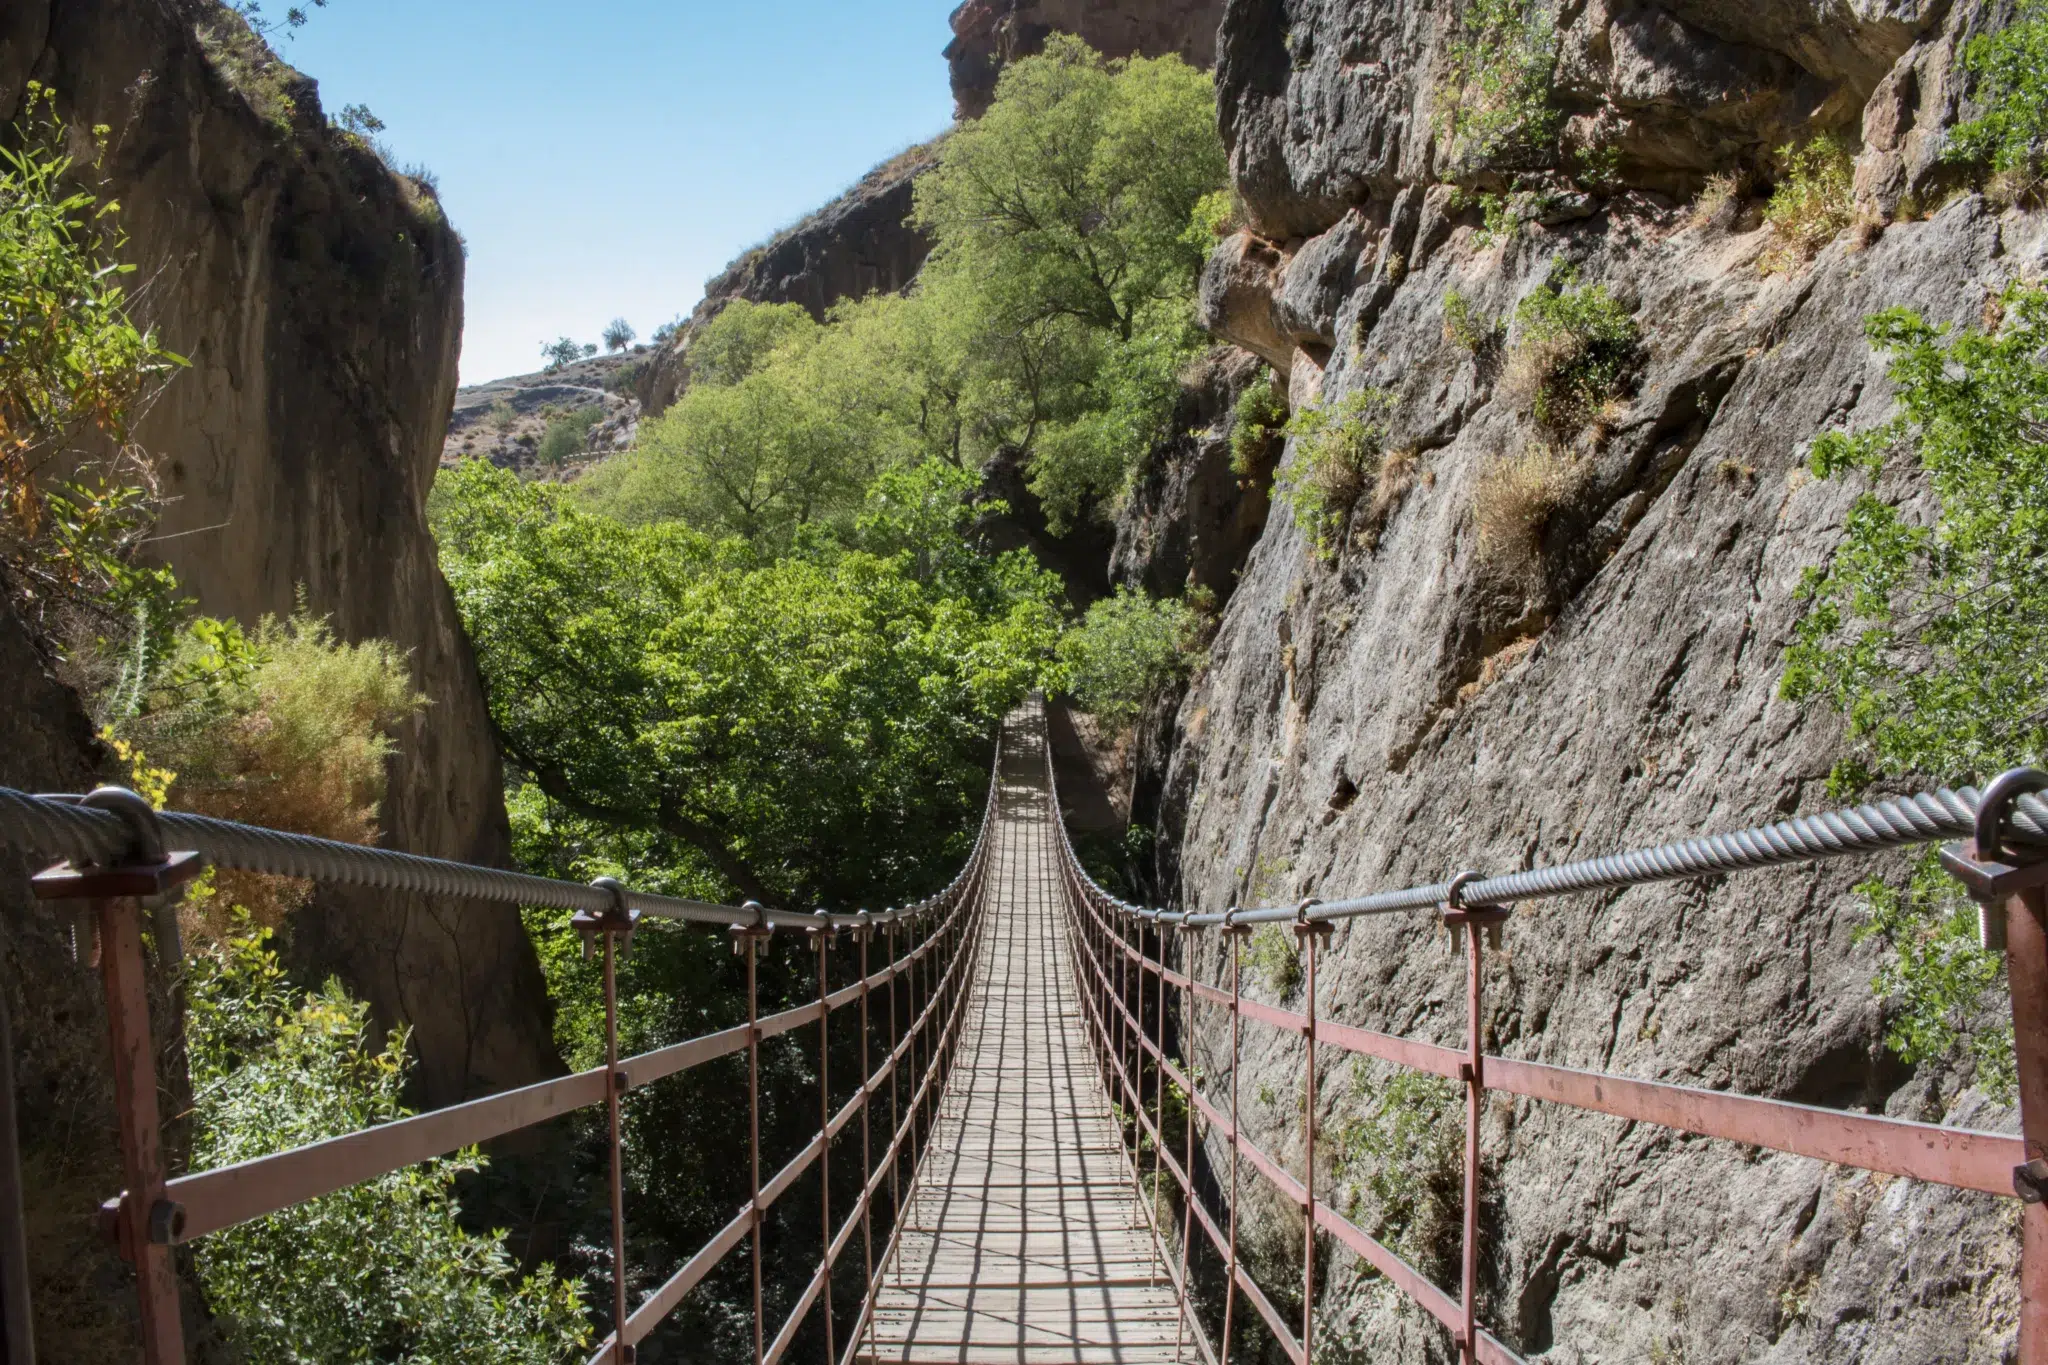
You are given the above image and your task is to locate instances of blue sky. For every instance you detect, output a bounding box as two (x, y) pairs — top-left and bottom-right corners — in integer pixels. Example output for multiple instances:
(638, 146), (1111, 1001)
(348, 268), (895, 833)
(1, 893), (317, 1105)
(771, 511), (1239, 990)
(283, 0), (961, 383)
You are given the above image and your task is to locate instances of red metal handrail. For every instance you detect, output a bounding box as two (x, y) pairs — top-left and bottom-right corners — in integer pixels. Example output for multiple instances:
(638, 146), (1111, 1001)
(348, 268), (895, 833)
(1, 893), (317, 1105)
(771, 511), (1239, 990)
(1041, 727), (2042, 1365)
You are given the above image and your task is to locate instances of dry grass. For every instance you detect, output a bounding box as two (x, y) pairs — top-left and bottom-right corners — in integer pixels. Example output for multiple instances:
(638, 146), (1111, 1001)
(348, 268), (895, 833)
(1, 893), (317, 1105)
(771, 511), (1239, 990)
(1685, 172), (1744, 230)
(1370, 446), (1420, 529)
(1474, 443), (1580, 576)
(1987, 167), (2047, 210)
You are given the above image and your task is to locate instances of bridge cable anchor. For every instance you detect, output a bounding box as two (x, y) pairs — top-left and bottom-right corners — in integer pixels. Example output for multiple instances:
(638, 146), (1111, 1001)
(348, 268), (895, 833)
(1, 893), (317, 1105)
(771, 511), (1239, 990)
(1938, 767), (2048, 952)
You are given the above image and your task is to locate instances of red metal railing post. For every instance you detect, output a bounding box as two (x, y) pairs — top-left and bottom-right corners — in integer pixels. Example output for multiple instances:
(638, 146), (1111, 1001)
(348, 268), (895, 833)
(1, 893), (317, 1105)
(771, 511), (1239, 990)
(855, 913), (875, 1364)
(1153, 922), (1167, 1242)
(1220, 912), (1250, 1365)
(730, 905), (773, 1365)
(95, 896), (185, 1363)
(1175, 916), (1201, 1360)
(31, 800), (204, 1365)
(1295, 907), (1332, 1364)
(809, 913), (838, 1363)
(2009, 886), (2048, 1365)
(577, 879), (639, 1364)
(1441, 875), (1508, 1365)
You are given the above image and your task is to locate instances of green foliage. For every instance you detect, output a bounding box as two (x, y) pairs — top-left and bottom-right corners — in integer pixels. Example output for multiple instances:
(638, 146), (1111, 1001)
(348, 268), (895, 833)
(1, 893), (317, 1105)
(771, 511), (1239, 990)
(535, 404), (603, 467)
(436, 461), (1062, 907)
(196, 6), (310, 131)
(912, 37), (1227, 526)
(231, 0), (331, 41)
(188, 931), (589, 1362)
(1057, 586), (1204, 726)
(540, 337), (586, 371)
(1438, 0), (1560, 172)
(1229, 371), (1287, 475)
(0, 86), (186, 658)
(1277, 387), (1398, 554)
(602, 317), (636, 353)
(1442, 289), (1496, 352)
(1782, 284), (2048, 784)
(1246, 923), (1300, 996)
(1851, 853), (2014, 1100)
(1329, 1065), (1463, 1277)
(1946, 0), (2048, 178)
(686, 301), (815, 388)
(1760, 135), (1857, 271)
(1783, 285), (2048, 1092)
(1508, 269), (1640, 432)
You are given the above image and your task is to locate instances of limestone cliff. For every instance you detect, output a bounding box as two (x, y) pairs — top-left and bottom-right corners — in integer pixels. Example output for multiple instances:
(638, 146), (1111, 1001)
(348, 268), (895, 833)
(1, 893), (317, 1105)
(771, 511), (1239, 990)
(637, 141), (944, 418)
(1, 0), (558, 1107)
(947, 0), (1228, 117)
(1127, 1), (2038, 1359)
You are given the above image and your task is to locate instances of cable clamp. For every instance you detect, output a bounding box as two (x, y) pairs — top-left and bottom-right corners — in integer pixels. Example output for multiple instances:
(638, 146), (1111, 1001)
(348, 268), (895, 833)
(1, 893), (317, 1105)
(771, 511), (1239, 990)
(32, 787), (204, 901)
(1939, 768), (2048, 952)
(1440, 871), (1510, 949)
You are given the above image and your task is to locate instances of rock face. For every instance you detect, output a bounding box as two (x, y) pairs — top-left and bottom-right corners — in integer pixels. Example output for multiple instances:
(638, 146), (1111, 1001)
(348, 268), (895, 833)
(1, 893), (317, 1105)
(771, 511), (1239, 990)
(637, 142), (944, 418)
(947, 0), (1228, 117)
(1131, 1), (2038, 1360)
(445, 349), (647, 475)
(2, 0), (559, 1107)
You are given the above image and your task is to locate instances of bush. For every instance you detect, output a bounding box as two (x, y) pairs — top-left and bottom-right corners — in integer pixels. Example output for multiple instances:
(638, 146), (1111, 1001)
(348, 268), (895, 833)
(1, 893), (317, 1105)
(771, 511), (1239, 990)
(1276, 387), (1398, 555)
(1229, 370), (1288, 474)
(1437, 0), (1559, 171)
(1505, 270), (1640, 434)
(111, 611), (424, 939)
(1946, 0), (2048, 184)
(1245, 923), (1300, 995)
(1328, 1064), (1463, 1278)
(1058, 586), (1205, 727)
(188, 932), (589, 1362)
(1442, 289), (1496, 352)
(536, 404), (604, 466)
(1760, 135), (1856, 273)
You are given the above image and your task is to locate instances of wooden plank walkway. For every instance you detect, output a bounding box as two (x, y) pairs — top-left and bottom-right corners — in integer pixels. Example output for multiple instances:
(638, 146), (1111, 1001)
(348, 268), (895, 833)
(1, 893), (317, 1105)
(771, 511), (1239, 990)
(861, 709), (1191, 1363)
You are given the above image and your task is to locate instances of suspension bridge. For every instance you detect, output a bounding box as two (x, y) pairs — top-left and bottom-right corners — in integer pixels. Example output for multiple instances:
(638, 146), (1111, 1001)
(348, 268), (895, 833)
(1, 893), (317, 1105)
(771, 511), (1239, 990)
(0, 698), (2044, 1364)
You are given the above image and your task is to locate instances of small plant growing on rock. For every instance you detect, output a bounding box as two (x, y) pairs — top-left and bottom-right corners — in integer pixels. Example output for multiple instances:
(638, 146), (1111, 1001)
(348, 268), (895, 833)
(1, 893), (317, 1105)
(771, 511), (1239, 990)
(1437, 0), (1560, 171)
(1505, 268), (1641, 434)
(1472, 441), (1579, 578)
(1246, 923), (1301, 995)
(1328, 1062), (1464, 1278)
(1442, 289), (1498, 352)
(1945, 0), (2048, 199)
(1277, 386), (1399, 555)
(1229, 370), (1288, 475)
(1759, 135), (1857, 273)
(1685, 171), (1744, 231)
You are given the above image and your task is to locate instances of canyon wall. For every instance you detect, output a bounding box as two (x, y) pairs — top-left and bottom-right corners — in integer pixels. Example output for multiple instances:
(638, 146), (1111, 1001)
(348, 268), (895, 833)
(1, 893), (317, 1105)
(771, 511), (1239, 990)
(947, 0), (1228, 116)
(0, 0), (558, 1109)
(1133, 0), (2036, 1359)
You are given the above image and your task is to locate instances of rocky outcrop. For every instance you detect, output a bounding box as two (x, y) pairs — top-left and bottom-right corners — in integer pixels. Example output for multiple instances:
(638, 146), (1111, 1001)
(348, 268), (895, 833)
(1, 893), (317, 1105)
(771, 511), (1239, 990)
(3, 0), (558, 1107)
(637, 142), (943, 417)
(445, 350), (646, 475)
(947, 0), (1227, 117)
(1139, 1), (2039, 1361)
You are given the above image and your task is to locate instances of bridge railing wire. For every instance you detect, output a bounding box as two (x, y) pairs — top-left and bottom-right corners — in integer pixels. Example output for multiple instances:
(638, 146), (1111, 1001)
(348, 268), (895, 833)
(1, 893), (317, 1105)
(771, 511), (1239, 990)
(0, 735), (1008, 1365)
(1039, 718), (2048, 1365)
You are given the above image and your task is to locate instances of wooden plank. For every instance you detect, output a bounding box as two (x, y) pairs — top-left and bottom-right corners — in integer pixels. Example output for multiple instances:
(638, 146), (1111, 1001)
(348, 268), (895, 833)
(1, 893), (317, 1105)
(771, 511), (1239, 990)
(863, 716), (1192, 1363)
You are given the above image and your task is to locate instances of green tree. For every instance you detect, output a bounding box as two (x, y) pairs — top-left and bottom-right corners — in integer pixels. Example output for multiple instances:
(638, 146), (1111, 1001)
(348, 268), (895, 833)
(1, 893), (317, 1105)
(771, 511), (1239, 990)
(540, 337), (584, 371)
(1057, 586), (1204, 726)
(911, 37), (1226, 527)
(1781, 282), (2048, 1099)
(188, 932), (589, 1362)
(1946, 0), (2048, 179)
(435, 462), (1062, 907)
(602, 317), (636, 352)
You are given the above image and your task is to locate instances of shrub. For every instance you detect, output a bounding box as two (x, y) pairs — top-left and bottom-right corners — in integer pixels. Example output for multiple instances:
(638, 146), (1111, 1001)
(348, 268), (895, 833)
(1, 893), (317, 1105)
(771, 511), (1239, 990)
(1246, 923), (1301, 995)
(1229, 370), (1288, 474)
(536, 404), (604, 466)
(489, 397), (518, 430)
(1438, 0), (1560, 171)
(1505, 270), (1641, 433)
(1058, 586), (1205, 726)
(1473, 442), (1579, 575)
(195, 7), (306, 132)
(112, 611), (424, 939)
(1686, 171), (1743, 230)
(1946, 0), (2048, 182)
(1760, 135), (1856, 273)
(1277, 387), (1398, 555)
(1329, 1064), (1464, 1277)
(188, 931), (589, 1361)
(1442, 289), (1496, 352)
